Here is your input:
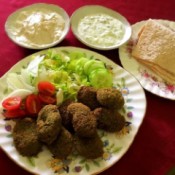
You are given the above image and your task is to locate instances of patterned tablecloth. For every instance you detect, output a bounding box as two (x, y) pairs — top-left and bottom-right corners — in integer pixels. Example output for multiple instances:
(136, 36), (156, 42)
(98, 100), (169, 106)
(0, 0), (175, 175)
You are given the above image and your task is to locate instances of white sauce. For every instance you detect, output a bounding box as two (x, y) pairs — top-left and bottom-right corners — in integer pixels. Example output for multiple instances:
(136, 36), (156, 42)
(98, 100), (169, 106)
(78, 14), (125, 47)
(11, 9), (65, 47)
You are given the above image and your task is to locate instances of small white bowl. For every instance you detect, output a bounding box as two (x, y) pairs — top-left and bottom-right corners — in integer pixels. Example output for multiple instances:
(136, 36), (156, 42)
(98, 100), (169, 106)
(5, 3), (70, 49)
(71, 5), (132, 50)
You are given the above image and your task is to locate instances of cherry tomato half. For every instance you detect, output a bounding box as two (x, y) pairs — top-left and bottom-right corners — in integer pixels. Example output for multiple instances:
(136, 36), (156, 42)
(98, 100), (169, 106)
(25, 94), (42, 115)
(38, 93), (56, 104)
(2, 96), (22, 111)
(38, 81), (56, 96)
(3, 108), (26, 119)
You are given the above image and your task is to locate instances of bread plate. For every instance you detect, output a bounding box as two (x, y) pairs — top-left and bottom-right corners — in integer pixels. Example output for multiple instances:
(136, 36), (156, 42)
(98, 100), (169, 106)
(119, 19), (175, 100)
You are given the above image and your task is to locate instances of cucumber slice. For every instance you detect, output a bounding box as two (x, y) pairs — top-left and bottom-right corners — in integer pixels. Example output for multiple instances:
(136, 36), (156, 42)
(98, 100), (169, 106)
(84, 59), (106, 75)
(75, 57), (89, 72)
(89, 69), (113, 88)
(69, 52), (85, 60)
(67, 57), (89, 73)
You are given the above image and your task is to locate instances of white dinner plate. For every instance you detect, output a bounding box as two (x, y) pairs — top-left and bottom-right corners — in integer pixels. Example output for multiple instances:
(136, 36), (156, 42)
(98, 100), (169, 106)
(0, 47), (146, 175)
(119, 19), (175, 100)
(5, 3), (70, 49)
(71, 5), (131, 50)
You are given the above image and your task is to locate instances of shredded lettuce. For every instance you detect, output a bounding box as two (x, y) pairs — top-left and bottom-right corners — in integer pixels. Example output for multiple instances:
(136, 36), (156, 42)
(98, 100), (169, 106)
(6, 50), (113, 101)
(38, 50), (113, 100)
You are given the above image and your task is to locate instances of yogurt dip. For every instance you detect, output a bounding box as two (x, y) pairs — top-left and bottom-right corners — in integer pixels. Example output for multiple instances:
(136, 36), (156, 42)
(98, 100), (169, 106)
(77, 14), (125, 47)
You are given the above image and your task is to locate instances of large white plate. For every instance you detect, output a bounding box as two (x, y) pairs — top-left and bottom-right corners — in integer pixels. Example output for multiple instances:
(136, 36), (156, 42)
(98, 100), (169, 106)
(0, 47), (146, 175)
(5, 3), (70, 49)
(119, 19), (175, 100)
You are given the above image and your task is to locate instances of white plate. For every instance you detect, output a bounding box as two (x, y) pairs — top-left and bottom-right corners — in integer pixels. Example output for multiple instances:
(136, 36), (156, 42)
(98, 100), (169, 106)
(119, 19), (175, 100)
(0, 47), (146, 175)
(70, 5), (131, 50)
(5, 3), (70, 49)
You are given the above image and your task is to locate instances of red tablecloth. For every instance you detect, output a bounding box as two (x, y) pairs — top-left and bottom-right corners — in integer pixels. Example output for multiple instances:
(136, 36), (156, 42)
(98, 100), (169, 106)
(0, 0), (175, 175)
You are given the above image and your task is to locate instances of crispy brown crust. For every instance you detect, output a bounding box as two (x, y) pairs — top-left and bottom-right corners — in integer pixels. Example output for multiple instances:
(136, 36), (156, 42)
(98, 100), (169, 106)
(77, 86), (100, 110)
(13, 118), (42, 157)
(59, 99), (74, 132)
(37, 105), (62, 144)
(74, 134), (104, 159)
(96, 88), (124, 110)
(72, 112), (97, 138)
(67, 102), (91, 116)
(48, 127), (73, 159)
(93, 107), (125, 132)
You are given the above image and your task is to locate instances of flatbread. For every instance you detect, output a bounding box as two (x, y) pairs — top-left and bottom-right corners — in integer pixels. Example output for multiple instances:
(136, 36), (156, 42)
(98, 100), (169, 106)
(131, 19), (175, 84)
(137, 59), (175, 83)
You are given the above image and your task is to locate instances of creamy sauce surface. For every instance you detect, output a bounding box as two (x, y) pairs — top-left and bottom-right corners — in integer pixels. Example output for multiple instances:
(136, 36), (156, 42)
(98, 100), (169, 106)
(10, 8), (65, 47)
(78, 14), (125, 47)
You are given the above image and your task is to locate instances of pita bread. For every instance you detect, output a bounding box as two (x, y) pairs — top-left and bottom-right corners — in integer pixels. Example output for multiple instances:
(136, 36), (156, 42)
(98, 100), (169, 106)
(136, 59), (175, 83)
(131, 19), (175, 84)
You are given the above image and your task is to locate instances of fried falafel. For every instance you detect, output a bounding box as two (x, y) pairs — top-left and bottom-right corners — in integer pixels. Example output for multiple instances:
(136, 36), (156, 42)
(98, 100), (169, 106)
(96, 88), (124, 109)
(93, 107), (126, 132)
(72, 112), (97, 138)
(77, 86), (100, 110)
(59, 99), (74, 132)
(13, 117), (42, 157)
(67, 102), (91, 116)
(48, 127), (73, 159)
(74, 133), (104, 159)
(37, 105), (62, 145)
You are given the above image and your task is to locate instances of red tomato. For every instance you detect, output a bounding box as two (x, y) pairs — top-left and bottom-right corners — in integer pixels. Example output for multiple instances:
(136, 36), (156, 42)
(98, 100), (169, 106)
(38, 93), (56, 104)
(38, 81), (56, 96)
(2, 96), (22, 111)
(3, 108), (26, 119)
(25, 94), (42, 115)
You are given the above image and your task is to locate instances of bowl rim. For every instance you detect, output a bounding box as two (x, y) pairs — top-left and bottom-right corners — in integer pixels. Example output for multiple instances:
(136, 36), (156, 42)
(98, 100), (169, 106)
(70, 5), (132, 50)
(5, 3), (70, 50)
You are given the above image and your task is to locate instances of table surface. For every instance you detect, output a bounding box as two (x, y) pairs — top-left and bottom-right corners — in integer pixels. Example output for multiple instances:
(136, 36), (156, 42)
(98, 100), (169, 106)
(0, 0), (175, 175)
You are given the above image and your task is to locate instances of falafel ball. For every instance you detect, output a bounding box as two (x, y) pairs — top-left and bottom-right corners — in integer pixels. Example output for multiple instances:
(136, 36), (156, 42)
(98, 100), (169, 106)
(67, 102), (90, 118)
(93, 107), (126, 132)
(77, 86), (100, 110)
(13, 117), (42, 157)
(96, 88), (124, 109)
(48, 127), (73, 159)
(74, 133), (104, 159)
(37, 105), (62, 145)
(72, 112), (97, 138)
(59, 99), (74, 132)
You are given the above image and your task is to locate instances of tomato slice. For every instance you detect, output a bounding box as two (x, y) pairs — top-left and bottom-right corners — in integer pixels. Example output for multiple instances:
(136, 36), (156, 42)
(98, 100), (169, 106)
(38, 81), (56, 96)
(25, 94), (42, 115)
(38, 93), (56, 104)
(2, 96), (22, 111)
(3, 108), (26, 119)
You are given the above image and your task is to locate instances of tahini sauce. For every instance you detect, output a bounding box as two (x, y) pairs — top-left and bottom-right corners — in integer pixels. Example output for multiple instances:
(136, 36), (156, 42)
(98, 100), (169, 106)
(78, 14), (124, 47)
(11, 9), (65, 47)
